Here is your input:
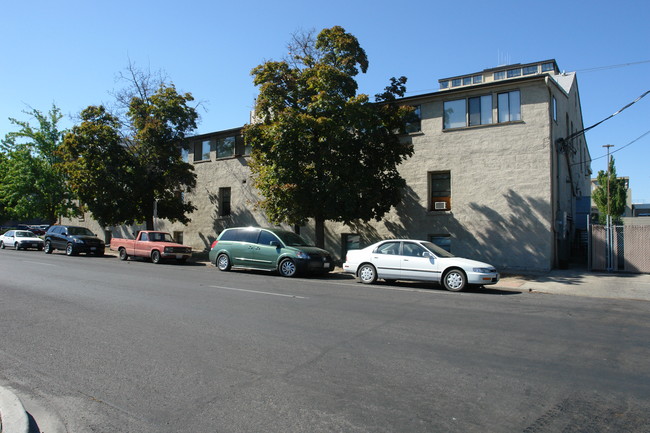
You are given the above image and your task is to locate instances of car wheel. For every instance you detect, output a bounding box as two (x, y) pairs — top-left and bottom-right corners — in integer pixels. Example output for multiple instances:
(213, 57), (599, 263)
(66, 243), (77, 256)
(119, 248), (128, 261)
(151, 250), (162, 264)
(443, 269), (466, 292)
(278, 258), (297, 277)
(44, 240), (53, 254)
(358, 264), (377, 284)
(0, 241), (4, 249)
(216, 253), (231, 271)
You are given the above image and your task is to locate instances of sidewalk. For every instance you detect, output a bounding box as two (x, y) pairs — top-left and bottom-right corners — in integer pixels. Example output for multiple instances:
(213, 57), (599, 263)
(495, 266), (650, 301)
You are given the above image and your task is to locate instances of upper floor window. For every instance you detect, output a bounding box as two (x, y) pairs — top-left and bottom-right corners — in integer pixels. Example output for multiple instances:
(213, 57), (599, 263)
(552, 96), (557, 122)
(468, 95), (493, 126)
(494, 71), (506, 80)
(194, 140), (211, 162)
(523, 65), (538, 75)
(463, 77), (472, 86)
(451, 78), (462, 87)
(443, 99), (466, 129)
(541, 62), (555, 72)
(216, 136), (236, 159)
(444, 95), (492, 129)
(507, 68), (522, 78)
(405, 105), (421, 133)
(440, 80), (449, 89)
(497, 90), (521, 123)
(472, 75), (483, 84)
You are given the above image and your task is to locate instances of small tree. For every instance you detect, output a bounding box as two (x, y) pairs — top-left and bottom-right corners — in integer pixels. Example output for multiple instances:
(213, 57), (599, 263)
(58, 67), (199, 230)
(244, 26), (414, 247)
(0, 105), (75, 223)
(592, 157), (627, 224)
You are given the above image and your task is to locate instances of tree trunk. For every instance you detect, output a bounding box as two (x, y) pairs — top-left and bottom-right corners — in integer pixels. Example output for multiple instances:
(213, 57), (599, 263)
(315, 216), (325, 249)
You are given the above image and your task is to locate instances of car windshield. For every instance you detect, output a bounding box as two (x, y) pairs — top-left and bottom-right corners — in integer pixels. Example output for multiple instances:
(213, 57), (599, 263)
(149, 232), (174, 242)
(421, 241), (455, 258)
(274, 231), (311, 247)
(68, 227), (95, 236)
(15, 231), (35, 237)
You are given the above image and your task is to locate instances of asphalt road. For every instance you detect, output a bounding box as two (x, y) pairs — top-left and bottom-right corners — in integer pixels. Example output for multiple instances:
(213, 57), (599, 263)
(1, 249), (649, 432)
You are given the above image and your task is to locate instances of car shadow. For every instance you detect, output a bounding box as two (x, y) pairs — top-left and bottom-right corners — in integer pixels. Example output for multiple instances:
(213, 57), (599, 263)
(360, 279), (521, 295)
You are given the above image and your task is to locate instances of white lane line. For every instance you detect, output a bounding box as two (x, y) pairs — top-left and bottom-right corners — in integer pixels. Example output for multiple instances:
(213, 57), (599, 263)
(209, 285), (308, 299)
(20, 260), (57, 267)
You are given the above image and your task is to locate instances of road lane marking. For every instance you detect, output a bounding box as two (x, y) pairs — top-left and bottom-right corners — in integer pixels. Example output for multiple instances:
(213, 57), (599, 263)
(209, 285), (308, 299)
(20, 260), (57, 267)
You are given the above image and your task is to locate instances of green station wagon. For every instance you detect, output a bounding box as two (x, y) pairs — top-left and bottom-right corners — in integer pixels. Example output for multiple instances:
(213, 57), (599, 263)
(209, 227), (333, 277)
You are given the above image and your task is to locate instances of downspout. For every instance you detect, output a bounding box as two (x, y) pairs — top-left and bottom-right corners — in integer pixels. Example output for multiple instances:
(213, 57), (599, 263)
(546, 77), (559, 269)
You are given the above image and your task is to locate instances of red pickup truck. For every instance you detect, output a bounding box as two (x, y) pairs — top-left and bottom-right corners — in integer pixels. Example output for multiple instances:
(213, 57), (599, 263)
(111, 231), (192, 264)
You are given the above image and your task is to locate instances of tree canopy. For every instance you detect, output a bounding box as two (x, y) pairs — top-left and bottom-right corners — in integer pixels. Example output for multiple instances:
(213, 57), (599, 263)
(244, 26), (414, 247)
(58, 75), (199, 230)
(0, 105), (75, 223)
(592, 157), (628, 224)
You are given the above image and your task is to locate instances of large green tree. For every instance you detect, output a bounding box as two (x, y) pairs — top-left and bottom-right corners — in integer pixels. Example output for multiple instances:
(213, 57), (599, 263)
(0, 105), (75, 223)
(58, 81), (199, 230)
(592, 157), (628, 224)
(244, 26), (414, 247)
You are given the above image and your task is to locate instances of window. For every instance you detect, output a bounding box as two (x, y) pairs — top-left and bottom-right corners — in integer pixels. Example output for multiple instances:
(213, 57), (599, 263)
(522, 65), (538, 75)
(552, 96), (557, 122)
(218, 187), (231, 217)
(173, 231), (183, 244)
(342, 233), (360, 261)
(405, 105), (421, 133)
(402, 242), (426, 257)
(443, 99), (466, 129)
(258, 230), (280, 246)
(498, 90), (521, 123)
(429, 235), (451, 252)
(468, 95), (492, 126)
(451, 78), (462, 87)
(541, 62), (555, 72)
(216, 136), (236, 159)
(429, 171), (451, 211)
(494, 71), (506, 80)
(463, 77), (472, 86)
(194, 140), (211, 161)
(444, 96), (492, 129)
(439, 80), (449, 89)
(376, 241), (401, 255)
(472, 75), (483, 84)
(507, 68), (521, 78)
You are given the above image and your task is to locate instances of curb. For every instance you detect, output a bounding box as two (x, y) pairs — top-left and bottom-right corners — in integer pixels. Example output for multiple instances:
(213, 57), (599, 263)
(0, 386), (29, 433)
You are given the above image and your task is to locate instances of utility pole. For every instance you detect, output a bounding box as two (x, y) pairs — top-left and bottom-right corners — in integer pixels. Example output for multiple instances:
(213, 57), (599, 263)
(602, 144), (614, 271)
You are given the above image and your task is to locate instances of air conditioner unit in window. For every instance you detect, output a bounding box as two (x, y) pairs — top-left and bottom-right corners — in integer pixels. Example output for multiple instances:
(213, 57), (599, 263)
(434, 201), (447, 210)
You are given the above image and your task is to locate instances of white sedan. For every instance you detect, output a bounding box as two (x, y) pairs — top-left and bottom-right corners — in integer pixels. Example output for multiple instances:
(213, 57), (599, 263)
(0, 230), (45, 251)
(343, 239), (499, 291)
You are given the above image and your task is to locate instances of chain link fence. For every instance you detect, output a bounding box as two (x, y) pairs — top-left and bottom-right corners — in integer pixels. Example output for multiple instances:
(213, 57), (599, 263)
(590, 224), (650, 273)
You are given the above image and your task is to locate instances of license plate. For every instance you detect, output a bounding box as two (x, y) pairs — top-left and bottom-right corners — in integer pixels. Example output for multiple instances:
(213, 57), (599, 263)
(176, 254), (183, 259)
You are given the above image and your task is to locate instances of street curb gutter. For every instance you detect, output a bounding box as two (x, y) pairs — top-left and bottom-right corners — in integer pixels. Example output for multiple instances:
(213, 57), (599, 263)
(0, 386), (28, 433)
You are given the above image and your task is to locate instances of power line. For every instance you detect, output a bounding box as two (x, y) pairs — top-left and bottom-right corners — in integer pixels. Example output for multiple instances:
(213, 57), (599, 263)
(575, 129), (650, 167)
(575, 59), (650, 73)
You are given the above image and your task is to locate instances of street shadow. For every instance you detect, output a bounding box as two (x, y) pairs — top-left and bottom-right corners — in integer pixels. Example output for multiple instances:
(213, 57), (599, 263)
(368, 279), (521, 295)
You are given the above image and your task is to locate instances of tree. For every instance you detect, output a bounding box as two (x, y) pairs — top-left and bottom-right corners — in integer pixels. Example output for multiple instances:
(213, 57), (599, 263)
(0, 105), (75, 223)
(58, 71), (199, 230)
(243, 26), (414, 247)
(592, 157), (627, 224)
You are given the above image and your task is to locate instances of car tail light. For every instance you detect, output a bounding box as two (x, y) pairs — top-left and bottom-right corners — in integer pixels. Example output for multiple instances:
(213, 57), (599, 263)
(211, 240), (218, 249)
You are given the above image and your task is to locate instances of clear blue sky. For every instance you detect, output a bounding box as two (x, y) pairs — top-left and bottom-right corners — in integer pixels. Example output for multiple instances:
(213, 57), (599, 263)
(2, 0), (649, 202)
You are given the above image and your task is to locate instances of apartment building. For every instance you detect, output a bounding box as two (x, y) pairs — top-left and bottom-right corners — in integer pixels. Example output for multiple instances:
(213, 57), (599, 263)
(68, 59), (591, 272)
